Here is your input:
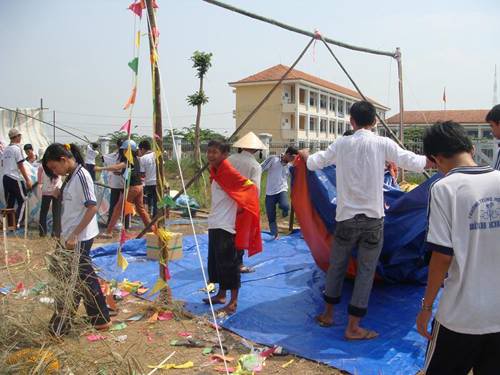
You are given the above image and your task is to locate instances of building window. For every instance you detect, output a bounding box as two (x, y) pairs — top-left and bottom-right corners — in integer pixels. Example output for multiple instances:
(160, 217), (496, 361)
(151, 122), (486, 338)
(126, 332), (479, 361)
(299, 141), (306, 149)
(299, 116), (305, 130)
(309, 117), (315, 131)
(338, 100), (345, 117)
(329, 97), (336, 112)
(329, 120), (335, 134)
(481, 128), (493, 139)
(466, 129), (479, 139)
(299, 89), (306, 104)
(309, 92), (317, 107)
(320, 94), (327, 109)
(320, 119), (327, 133)
(339, 121), (345, 135)
(346, 101), (352, 114)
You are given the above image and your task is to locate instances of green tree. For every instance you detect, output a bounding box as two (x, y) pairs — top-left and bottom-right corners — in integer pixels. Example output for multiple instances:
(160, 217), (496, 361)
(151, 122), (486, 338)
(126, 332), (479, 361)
(186, 50), (213, 164)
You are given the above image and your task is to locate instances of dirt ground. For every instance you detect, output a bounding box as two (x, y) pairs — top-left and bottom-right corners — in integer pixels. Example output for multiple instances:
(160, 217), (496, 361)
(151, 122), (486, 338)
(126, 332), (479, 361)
(0, 214), (343, 375)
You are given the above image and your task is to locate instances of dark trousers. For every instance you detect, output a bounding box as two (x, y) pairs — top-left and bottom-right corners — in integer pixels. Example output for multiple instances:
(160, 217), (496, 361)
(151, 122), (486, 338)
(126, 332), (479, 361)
(265, 191), (290, 237)
(49, 239), (110, 335)
(107, 188), (129, 229)
(2, 175), (27, 227)
(144, 184), (158, 217)
(39, 195), (61, 237)
(323, 215), (384, 317)
(85, 164), (96, 181)
(207, 229), (240, 290)
(425, 320), (500, 375)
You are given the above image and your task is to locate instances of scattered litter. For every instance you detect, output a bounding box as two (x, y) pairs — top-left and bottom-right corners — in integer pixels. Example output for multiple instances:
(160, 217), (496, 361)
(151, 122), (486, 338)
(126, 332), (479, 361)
(30, 282), (47, 295)
(109, 322), (127, 331)
(281, 359), (294, 368)
(39, 297), (55, 305)
(158, 311), (174, 321)
(114, 335), (128, 343)
(147, 361), (194, 370)
(118, 279), (143, 293)
(202, 347), (213, 355)
(15, 281), (25, 292)
(239, 353), (265, 372)
(147, 312), (159, 323)
(178, 331), (191, 337)
(87, 334), (106, 342)
(6, 348), (60, 374)
(211, 354), (234, 362)
(122, 308), (131, 313)
(170, 339), (205, 348)
(0, 286), (12, 295)
(213, 366), (235, 373)
(125, 313), (144, 321)
(137, 287), (149, 295)
(200, 283), (216, 293)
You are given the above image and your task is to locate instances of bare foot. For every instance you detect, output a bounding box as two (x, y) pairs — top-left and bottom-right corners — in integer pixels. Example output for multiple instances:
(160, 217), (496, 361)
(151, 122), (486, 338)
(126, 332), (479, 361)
(216, 304), (237, 317)
(345, 327), (379, 341)
(95, 321), (112, 331)
(315, 314), (333, 327)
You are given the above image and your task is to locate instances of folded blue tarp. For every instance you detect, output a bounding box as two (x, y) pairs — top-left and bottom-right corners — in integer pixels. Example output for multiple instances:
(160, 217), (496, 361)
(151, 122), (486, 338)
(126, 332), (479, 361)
(92, 232), (428, 375)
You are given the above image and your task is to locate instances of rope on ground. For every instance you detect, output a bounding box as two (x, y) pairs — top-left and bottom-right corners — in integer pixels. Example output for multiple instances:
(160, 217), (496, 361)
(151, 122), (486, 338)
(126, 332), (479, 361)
(135, 35), (316, 239)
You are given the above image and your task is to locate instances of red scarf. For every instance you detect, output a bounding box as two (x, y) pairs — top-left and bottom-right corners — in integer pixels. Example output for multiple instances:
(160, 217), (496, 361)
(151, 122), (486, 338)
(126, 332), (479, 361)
(210, 159), (262, 256)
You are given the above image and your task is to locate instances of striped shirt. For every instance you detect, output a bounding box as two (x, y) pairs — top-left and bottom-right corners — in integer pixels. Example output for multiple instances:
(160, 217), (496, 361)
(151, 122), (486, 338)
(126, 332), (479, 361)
(494, 145), (500, 171)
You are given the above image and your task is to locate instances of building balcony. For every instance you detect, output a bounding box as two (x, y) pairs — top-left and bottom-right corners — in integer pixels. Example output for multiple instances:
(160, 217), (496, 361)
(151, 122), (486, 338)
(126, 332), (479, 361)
(281, 101), (297, 113)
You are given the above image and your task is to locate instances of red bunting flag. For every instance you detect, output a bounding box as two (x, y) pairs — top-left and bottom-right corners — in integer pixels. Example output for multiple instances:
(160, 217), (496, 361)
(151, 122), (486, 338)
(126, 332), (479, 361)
(120, 229), (127, 245)
(120, 119), (131, 134)
(128, 1), (142, 17)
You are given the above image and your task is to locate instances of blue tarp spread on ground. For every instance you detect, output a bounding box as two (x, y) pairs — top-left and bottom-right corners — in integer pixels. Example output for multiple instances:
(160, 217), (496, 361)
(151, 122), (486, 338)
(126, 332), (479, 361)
(92, 232), (428, 375)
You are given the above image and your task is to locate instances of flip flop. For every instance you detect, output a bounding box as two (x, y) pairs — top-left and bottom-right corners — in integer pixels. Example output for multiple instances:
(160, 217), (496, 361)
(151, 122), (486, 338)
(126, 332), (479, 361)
(315, 316), (333, 328)
(345, 330), (379, 341)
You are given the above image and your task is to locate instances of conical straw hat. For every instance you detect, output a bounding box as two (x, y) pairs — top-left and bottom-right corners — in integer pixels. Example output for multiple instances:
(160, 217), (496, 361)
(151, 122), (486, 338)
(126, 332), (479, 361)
(232, 132), (268, 150)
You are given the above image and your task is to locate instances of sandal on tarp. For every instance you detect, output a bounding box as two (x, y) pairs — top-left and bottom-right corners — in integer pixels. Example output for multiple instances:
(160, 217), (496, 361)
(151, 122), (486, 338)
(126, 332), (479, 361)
(344, 330), (379, 341)
(315, 316), (333, 328)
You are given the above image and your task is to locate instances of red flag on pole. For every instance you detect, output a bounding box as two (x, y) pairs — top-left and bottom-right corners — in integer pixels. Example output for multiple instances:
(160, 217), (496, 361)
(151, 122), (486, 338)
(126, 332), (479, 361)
(120, 119), (132, 134)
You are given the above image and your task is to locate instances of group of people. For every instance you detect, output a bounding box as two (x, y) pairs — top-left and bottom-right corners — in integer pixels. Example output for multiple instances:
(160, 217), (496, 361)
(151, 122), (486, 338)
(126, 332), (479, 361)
(205, 102), (500, 374)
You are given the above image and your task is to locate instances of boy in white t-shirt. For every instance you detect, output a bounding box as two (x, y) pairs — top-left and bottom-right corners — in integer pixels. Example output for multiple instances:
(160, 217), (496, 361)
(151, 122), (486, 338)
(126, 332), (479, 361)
(417, 121), (500, 374)
(138, 140), (158, 217)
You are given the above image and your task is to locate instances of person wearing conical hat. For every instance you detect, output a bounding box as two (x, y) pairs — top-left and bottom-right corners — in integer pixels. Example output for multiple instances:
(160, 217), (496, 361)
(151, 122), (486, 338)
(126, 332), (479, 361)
(228, 132), (267, 272)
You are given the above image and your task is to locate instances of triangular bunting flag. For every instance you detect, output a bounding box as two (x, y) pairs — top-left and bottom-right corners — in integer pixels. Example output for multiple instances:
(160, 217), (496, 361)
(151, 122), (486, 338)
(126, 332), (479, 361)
(128, 2), (142, 17)
(148, 277), (167, 296)
(128, 57), (139, 74)
(124, 145), (134, 165)
(135, 31), (141, 48)
(119, 119), (131, 134)
(119, 229), (127, 245)
(123, 87), (137, 110)
(117, 250), (129, 271)
(158, 195), (176, 209)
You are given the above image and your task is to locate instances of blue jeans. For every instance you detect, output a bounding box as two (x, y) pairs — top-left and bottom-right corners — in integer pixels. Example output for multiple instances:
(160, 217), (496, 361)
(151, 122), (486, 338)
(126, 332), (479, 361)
(265, 191), (290, 237)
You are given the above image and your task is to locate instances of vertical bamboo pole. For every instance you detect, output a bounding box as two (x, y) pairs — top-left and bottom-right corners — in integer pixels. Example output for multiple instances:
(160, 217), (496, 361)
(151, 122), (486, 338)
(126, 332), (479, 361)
(396, 47), (405, 180)
(145, 0), (169, 288)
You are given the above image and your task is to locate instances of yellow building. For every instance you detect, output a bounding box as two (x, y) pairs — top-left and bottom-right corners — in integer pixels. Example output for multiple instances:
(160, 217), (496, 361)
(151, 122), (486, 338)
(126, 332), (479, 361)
(229, 64), (389, 149)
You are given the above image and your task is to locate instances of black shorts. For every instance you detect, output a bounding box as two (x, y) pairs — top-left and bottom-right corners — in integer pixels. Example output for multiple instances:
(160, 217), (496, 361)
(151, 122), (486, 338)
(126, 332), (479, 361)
(207, 229), (240, 290)
(424, 320), (500, 375)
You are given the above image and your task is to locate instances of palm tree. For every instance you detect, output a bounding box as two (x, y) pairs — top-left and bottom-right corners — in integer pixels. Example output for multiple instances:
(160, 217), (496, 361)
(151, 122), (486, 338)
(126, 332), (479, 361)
(186, 50), (213, 164)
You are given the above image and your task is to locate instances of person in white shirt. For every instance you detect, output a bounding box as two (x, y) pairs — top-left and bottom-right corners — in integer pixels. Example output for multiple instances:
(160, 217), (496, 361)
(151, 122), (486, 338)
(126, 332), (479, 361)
(37, 164), (62, 237)
(138, 140), (158, 217)
(85, 143), (100, 181)
(416, 121), (500, 374)
(1, 128), (33, 228)
(42, 143), (110, 335)
(23, 143), (39, 166)
(485, 105), (500, 170)
(228, 131), (266, 273)
(261, 147), (298, 239)
(300, 100), (430, 340)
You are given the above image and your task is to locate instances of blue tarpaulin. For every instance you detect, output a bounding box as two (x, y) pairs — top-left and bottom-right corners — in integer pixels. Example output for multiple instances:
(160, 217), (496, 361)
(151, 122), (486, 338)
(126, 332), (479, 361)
(92, 232), (428, 375)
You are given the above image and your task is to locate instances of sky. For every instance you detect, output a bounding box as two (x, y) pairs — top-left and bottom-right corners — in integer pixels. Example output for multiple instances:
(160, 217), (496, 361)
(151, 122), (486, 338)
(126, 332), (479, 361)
(0, 0), (499, 142)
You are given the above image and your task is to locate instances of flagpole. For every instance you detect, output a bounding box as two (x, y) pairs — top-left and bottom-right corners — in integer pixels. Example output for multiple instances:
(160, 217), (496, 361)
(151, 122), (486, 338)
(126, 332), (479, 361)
(145, 0), (169, 295)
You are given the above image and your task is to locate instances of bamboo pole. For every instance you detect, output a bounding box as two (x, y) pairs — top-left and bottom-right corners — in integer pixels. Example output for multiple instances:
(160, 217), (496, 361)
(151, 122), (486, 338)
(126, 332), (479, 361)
(396, 48), (406, 180)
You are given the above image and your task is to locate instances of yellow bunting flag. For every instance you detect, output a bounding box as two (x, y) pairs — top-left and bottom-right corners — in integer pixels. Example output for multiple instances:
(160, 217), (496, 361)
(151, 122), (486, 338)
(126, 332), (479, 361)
(117, 250), (129, 271)
(148, 277), (167, 296)
(135, 31), (141, 48)
(124, 145), (134, 165)
(147, 361), (194, 370)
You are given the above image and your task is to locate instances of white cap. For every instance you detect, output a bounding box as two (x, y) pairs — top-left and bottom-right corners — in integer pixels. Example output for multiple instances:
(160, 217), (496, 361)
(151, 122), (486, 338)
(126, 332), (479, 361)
(232, 132), (268, 150)
(8, 128), (21, 139)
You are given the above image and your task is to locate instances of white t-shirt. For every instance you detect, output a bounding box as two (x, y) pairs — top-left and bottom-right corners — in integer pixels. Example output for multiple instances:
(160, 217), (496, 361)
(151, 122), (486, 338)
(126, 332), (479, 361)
(139, 151), (157, 186)
(103, 152), (124, 189)
(228, 151), (262, 193)
(85, 145), (99, 165)
(1, 144), (25, 180)
(261, 155), (290, 196)
(207, 180), (237, 234)
(494, 143), (500, 171)
(427, 165), (500, 334)
(61, 165), (99, 242)
(37, 165), (62, 196)
(307, 129), (426, 221)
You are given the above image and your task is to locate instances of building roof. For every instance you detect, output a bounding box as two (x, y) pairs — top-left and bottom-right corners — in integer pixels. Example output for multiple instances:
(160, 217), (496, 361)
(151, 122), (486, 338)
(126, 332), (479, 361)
(229, 64), (388, 109)
(386, 110), (489, 125)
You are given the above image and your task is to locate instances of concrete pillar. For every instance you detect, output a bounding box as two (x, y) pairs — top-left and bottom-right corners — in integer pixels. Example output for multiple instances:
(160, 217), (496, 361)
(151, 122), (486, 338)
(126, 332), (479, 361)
(258, 133), (272, 158)
(173, 135), (183, 160)
(98, 137), (111, 155)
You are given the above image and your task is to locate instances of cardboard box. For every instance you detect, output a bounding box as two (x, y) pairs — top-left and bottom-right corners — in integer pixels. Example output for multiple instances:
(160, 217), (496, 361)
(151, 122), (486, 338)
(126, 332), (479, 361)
(145, 232), (183, 261)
